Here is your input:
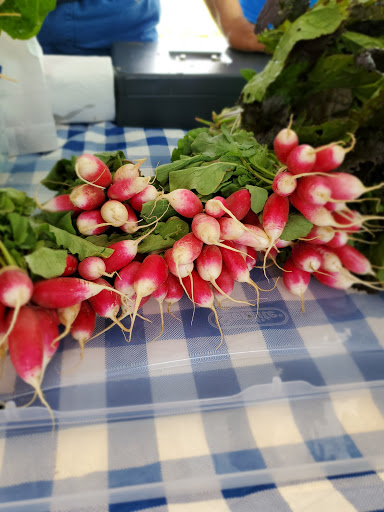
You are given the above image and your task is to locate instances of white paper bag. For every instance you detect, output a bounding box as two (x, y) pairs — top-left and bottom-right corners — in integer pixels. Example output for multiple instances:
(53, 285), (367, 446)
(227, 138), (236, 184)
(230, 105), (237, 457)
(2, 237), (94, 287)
(0, 33), (58, 157)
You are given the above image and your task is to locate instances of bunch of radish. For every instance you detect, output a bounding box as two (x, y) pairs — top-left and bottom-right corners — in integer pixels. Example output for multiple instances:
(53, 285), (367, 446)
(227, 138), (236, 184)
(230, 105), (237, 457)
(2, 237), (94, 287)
(273, 123), (384, 309)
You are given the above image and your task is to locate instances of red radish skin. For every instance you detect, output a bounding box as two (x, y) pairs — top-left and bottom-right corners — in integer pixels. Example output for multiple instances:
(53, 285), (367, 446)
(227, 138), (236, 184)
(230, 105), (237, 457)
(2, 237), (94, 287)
(88, 278), (126, 330)
(41, 194), (82, 215)
(213, 265), (235, 307)
(112, 160), (144, 183)
(32, 277), (124, 309)
(69, 184), (105, 210)
(114, 261), (142, 298)
(275, 238), (293, 249)
(325, 201), (347, 212)
(172, 233), (204, 266)
(151, 280), (169, 341)
(289, 191), (351, 228)
(303, 225), (335, 245)
(70, 300), (96, 359)
(287, 145), (316, 175)
(282, 258), (311, 312)
(312, 245), (342, 273)
(262, 193), (289, 273)
(225, 189), (251, 220)
(103, 228), (155, 274)
(332, 210), (363, 233)
(296, 175), (335, 206)
(34, 307), (60, 376)
(314, 269), (354, 290)
(61, 254), (78, 277)
(130, 185), (160, 211)
(162, 189), (203, 218)
(107, 176), (151, 201)
(273, 127), (299, 164)
(76, 210), (109, 236)
(120, 203), (139, 234)
(333, 244), (375, 276)
(164, 273), (184, 310)
(312, 137), (356, 174)
(205, 196), (227, 218)
(192, 213), (246, 253)
(325, 230), (348, 248)
(56, 303), (82, 343)
(6, 305), (54, 423)
(78, 256), (112, 281)
(100, 200), (129, 227)
(75, 154), (112, 188)
(272, 171), (297, 197)
(242, 209), (262, 227)
(163, 248), (194, 278)
(291, 243), (322, 273)
(218, 217), (245, 241)
(326, 172), (384, 200)
(0, 267), (34, 346)
(129, 255), (169, 340)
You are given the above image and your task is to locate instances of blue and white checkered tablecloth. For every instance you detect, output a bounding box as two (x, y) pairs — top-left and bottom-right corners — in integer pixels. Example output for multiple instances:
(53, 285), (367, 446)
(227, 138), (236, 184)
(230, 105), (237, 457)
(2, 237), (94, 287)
(1, 122), (384, 512)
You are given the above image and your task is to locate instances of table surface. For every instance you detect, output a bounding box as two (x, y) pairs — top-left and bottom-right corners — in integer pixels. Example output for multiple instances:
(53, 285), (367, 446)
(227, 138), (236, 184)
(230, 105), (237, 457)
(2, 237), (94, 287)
(1, 122), (384, 512)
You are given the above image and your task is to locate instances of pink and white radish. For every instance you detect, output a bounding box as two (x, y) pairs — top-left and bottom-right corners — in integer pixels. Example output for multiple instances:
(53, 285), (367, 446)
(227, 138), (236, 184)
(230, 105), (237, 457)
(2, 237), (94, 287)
(107, 176), (151, 201)
(32, 277), (125, 309)
(88, 277), (127, 331)
(325, 230), (348, 248)
(181, 270), (224, 348)
(56, 302), (82, 343)
(325, 172), (384, 201)
(70, 300), (96, 359)
(163, 248), (194, 279)
(291, 243), (322, 273)
(120, 203), (139, 234)
(282, 258), (311, 312)
(218, 217), (246, 241)
(78, 256), (114, 281)
(296, 175), (336, 206)
(262, 193), (289, 274)
(112, 159), (145, 183)
(69, 184), (105, 210)
(312, 245), (342, 273)
(76, 210), (109, 236)
(100, 200), (129, 227)
(333, 244), (375, 276)
(114, 261), (142, 298)
(301, 225), (335, 245)
(273, 124), (299, 164)
(40, 194), (82, 215)
(286, 144), (316, 175)
(34, 307), (60, 377)
(213, 264), (235, 308)
(128, 254), (168, 341)
(160, 189), (203, 218)
(151, 280), (169, 341)
(0, 267), (34, 347)
(130, 185), (160, 211)
(75, 154), (112, 188)
(61, 254), (78, 277)
(272, 171), (297, 197)
(205, 196), (227, 218)
(164, 273), (184, 314)
(192, 213), (248, 254)
(224, 189), (251, 220)
(233, 224), (270, 250)
(312, 136), (355, 174)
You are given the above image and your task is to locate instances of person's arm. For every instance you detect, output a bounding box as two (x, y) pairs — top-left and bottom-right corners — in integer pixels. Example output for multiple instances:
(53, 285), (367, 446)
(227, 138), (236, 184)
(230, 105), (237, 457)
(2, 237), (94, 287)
(204, 0), (265, 52)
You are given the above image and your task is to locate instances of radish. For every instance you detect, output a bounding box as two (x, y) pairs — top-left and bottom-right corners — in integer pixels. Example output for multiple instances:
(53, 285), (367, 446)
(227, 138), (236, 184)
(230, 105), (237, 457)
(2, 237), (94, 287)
(218, 217), (245, 241)
(224, 189), (251, 220)
(130, 185), (160, 211)
(205, 196), (227, 218)
(262, 193), (289, 273)
(314, 268), (383, 291)
(286, 144), (316, 175)
(181, 270), (224, 348)
(89, 277), (127, 331)
(325, 201), (347, 212)
(325, 172), (384, 200)
(40, 194), (82, 214)
(163, 248), (194, 278)
(151, 280), (169, 341)
(192, 213), (248, 254)
(78, 256), (114, 281)
(233, 224), (270, 250)
(6, 305), (54, 424)
(325, 230), (348, 248)
(107, 176), (151, 201)
(100, 200), (129, 227)
(0, 267), (34, 347)
(172, 233), (204, 266)
(289, 191), (354, 228)
(61, 254), (78, 277)
(76, 210), (109, 236)
(219, 241), (263, 309)
(242, 209), (262, 227)
(333, 244), (375, 276)
(70, 300), (96, 359)
(112, 159), (145, 183)
(196, 245), (252, 306)
(56, 303), (82, 343)
(301, 225), (335, 245)
(213, 264), (235, 308)
(234, 243), (257, 270)
(160, 189), (203, 218)
(34, 307), (60, 377)
(69, 184), (105, 210)
(164, 273), (184, 313)
(296, 175), (336, 206)
(332, 210), (363, 233)
(291, 243), (322, 273)
(128, 254), (168, 340)
(103, 227), (156, 274)
(312, 136), (355, 173)
(32, 277), (125, 309)
(120, 203), (139, 234)
(312, 245), (342, 273)
(114, 261), (142, 298)
(275, 238), (293, 249)
(282, 258), (310, 312)
(75, 154), (112, 188)
(272, 171), (297, 197)
(273, 123), (299, 164)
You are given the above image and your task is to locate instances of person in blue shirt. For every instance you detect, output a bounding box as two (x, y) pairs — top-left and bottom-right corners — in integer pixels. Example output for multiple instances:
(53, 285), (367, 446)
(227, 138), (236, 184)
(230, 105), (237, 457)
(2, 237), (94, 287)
(37, 0), (161, 55)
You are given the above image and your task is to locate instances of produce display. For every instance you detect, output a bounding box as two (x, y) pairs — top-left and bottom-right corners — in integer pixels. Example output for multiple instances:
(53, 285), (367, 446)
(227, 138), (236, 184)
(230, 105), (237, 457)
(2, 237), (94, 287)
(1, 121), (383, 418)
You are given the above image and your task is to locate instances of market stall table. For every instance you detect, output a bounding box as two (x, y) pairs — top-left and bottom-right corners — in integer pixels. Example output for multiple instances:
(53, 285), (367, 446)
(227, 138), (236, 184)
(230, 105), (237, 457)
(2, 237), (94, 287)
(1, 122), (384, 512)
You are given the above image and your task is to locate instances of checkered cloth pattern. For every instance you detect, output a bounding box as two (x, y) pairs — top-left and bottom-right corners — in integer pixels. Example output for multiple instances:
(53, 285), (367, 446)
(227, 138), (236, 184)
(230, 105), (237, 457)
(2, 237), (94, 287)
(1, 122), (384, 512)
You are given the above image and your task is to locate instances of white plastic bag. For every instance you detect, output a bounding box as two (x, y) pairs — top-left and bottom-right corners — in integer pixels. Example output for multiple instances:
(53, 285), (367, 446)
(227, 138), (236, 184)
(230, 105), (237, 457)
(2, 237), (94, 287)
(0, 33), (58, 156)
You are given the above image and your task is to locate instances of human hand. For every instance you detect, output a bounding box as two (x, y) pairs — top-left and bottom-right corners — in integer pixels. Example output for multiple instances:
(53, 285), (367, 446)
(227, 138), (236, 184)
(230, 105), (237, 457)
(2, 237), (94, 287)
(225, 16), (265, 52)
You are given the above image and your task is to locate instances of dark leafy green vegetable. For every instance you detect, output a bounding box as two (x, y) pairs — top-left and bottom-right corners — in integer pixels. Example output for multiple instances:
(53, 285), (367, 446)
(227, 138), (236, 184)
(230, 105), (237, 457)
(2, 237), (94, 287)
(0, 0), (56, 40)
(280, 214), (313, 241)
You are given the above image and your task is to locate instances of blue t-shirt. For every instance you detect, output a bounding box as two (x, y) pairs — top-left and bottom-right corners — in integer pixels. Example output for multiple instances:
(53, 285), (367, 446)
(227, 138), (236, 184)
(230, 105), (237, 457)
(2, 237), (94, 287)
(37, 0), (160, 55)
(240, 0), (317, 24)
